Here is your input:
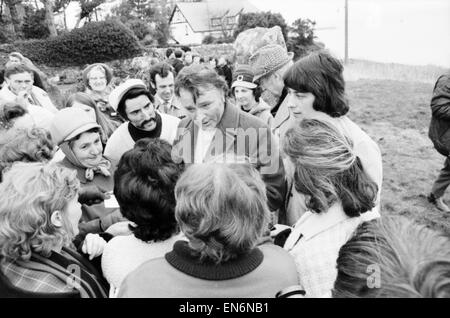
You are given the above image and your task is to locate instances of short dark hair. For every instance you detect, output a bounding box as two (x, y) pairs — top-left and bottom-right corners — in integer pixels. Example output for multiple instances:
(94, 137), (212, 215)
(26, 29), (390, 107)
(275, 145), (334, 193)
(114, 138), (184, 242)
(175, 64), (228, 103)
(149, 62), (175, 93)
(165, 48), (174, 59)
(232, 86), (262, 103)
(174, 50), (183, 59)
(4, 63), (34, 79)
(284, 51), (349, 117)
(117, 87), (154, 120)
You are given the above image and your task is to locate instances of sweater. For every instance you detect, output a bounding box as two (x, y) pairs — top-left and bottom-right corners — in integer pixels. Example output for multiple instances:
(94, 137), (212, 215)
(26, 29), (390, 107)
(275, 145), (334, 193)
(101, 233), (185, 296)
(118, 242), (299, 298)
(104, 112), (180, 162)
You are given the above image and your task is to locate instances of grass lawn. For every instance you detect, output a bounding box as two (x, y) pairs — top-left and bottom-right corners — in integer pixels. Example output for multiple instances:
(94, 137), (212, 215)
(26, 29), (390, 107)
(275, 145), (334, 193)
(346, 79), (450, 235)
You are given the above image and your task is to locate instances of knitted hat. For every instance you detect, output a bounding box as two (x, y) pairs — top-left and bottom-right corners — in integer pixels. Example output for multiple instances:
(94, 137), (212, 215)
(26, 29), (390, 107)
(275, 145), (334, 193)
(49, 108), (100, 146)
(108, 79), (147, 111)
(231, 65), (257, 89)
(82, 63), (113, 88)
(249, 44), (294, 82)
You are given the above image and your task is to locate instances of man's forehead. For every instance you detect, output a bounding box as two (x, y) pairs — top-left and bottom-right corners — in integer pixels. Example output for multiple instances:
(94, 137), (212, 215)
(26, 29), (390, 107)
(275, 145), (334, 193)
(155, 72), (174, 84)
(9, 72), (33, 79)
(125, 94), (151, 110)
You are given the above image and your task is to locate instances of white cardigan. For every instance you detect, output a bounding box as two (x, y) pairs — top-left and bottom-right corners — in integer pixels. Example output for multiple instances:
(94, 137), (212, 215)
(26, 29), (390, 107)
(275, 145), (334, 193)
(104, 112), (180, 162)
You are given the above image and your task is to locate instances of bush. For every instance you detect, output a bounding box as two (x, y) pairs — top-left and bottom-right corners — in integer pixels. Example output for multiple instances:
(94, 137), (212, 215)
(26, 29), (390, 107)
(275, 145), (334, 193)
(126, 19), (152, 41)
(234, 12), (288, 41)
(11, 19), (143, 67)
(202, 35), (216, 44)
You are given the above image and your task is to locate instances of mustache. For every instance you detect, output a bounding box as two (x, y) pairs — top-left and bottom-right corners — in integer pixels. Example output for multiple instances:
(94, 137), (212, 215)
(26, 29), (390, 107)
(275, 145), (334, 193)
(139, 117), (156, 127)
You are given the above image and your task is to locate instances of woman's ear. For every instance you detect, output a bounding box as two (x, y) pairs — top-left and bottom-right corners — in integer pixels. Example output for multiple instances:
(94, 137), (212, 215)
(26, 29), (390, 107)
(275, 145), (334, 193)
(50, 210), (63, 228)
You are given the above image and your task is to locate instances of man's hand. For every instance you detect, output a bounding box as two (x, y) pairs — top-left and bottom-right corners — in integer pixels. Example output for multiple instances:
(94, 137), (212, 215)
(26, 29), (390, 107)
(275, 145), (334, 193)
(78, 185), (111, 206)
(15, 90), (30, 109)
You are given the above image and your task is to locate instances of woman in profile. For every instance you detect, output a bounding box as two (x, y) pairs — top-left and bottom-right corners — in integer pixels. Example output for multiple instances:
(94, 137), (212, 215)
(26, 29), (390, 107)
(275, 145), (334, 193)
(0, 163), (108, 298)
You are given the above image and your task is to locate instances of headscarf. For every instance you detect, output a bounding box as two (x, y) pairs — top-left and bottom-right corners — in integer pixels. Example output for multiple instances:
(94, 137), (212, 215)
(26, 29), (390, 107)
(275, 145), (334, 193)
(59, 141), (111, 181)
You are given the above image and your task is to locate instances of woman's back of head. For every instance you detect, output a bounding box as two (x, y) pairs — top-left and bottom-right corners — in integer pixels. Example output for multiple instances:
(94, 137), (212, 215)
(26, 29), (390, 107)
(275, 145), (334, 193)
(114, 138), (184, 242)
(283, 118), (378, 216)
(333, 216), (450, 298)
(174, 162), (270, 264)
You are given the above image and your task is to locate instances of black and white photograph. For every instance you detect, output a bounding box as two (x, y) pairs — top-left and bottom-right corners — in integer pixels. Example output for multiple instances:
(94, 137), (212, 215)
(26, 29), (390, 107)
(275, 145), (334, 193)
(0, 0), (449, 301)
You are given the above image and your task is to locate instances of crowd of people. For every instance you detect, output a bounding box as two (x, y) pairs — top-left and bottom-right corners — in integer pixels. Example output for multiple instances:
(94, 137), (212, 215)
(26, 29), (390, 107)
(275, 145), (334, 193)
(0, 45), (449, 298)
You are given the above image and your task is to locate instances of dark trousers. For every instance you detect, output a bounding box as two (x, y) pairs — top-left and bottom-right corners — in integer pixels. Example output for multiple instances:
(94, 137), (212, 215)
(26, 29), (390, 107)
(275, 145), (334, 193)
(431, 157), (450, 198)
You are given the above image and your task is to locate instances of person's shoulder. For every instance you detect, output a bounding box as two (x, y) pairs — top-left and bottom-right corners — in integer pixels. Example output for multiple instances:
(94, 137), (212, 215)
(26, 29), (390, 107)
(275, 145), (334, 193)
(108, 122), (129, 138)
(238, 108), (269, 129)
(160, 111), (181, 125)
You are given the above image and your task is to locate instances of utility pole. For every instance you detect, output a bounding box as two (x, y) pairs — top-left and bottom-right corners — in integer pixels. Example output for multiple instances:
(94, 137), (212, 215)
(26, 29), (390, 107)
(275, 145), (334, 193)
(345, 0), (349, 64)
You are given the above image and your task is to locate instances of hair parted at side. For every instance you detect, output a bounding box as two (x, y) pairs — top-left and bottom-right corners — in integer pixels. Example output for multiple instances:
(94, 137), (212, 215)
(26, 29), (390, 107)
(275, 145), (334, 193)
(4, 63), (34, 79)
(0, 162), (80, 262)
(117, 87), (154, 120)
(283, 118), (378, 217)
(175, 64), (228, 103)
(114, 138), (184, 242)
(174, 162), (270, 264)
(284, 50), (348, 117)
(333, 216), (450, 298)
(149, 62), (175, 94)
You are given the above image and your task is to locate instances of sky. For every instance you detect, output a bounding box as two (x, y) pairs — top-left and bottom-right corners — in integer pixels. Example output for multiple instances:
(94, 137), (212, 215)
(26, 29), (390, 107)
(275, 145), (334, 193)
(248, 0), (450, 67)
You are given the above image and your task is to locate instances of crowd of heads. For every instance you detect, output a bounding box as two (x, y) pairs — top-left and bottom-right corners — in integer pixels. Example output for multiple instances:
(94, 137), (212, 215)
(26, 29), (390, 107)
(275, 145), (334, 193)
(0, 45), (449, 299)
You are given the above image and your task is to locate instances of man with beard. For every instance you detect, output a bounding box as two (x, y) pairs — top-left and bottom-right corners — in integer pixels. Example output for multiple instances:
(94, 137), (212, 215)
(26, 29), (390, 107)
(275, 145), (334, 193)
(104, 79), (180, 162)
(249, 44), (294, 140)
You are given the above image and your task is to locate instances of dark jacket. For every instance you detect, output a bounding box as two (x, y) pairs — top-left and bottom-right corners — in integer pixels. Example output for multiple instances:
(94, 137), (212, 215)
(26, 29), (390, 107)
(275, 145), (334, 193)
(429, 72), (450, 156)
(173, 102), (287, 212)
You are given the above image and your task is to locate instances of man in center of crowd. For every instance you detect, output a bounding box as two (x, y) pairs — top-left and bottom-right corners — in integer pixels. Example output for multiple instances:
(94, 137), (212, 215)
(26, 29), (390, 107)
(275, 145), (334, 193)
(104, 79), (180, 162)
(172, 64), (286, 214)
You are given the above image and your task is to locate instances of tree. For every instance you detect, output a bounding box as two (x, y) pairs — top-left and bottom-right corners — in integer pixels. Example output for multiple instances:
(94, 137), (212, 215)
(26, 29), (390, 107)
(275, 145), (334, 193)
(234, 11), (288, 40)
(3, 0), (24, 37)
(41, 0), (57, 36)
(111, 0), (172, 46)
(289, 18), (316, 46)
(287, 18), (321, 59)
(74, 0), (105, 28)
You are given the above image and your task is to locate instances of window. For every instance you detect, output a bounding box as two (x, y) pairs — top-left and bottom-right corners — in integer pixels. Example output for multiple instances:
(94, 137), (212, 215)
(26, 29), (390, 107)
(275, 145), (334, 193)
(211, 18), (222, 27)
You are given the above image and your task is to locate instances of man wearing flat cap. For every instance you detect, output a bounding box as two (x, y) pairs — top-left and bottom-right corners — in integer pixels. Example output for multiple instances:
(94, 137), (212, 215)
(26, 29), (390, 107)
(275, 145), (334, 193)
(104, 79), (180, 162)
(249, 44), (294, 139)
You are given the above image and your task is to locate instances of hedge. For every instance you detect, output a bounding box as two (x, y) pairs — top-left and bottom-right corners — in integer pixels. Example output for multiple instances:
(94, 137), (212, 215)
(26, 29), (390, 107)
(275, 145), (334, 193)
(10, 19), (143, 67)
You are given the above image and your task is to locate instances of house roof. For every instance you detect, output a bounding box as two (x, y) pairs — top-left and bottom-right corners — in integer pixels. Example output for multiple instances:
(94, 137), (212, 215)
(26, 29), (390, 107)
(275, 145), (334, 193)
(170, 0), (260, 32)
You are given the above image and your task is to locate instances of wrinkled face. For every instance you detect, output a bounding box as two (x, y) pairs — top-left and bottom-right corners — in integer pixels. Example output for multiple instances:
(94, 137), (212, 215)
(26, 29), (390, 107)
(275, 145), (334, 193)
(259, 70), (284, 100)
(287, 89), (316, 119)
(155, 72), (175, 103)
(71, 101), (97, 122)
(6, 72), (34, 95)
(63, 195), (82, 236)
(178, 85), (225, 129)
(71, 131), (103, 167)
(125, 94), (157, 131)
(88, 68), (107, 92)
(234, 86), (256, 111)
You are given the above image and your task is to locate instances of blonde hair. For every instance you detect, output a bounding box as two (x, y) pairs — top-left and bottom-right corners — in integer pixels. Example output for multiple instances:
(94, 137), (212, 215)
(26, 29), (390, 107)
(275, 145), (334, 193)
(333, 216), (450, 298)
(0, 162), (80, 262)
(175, 162), (270, 264)
(283, 119), (377, 216)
